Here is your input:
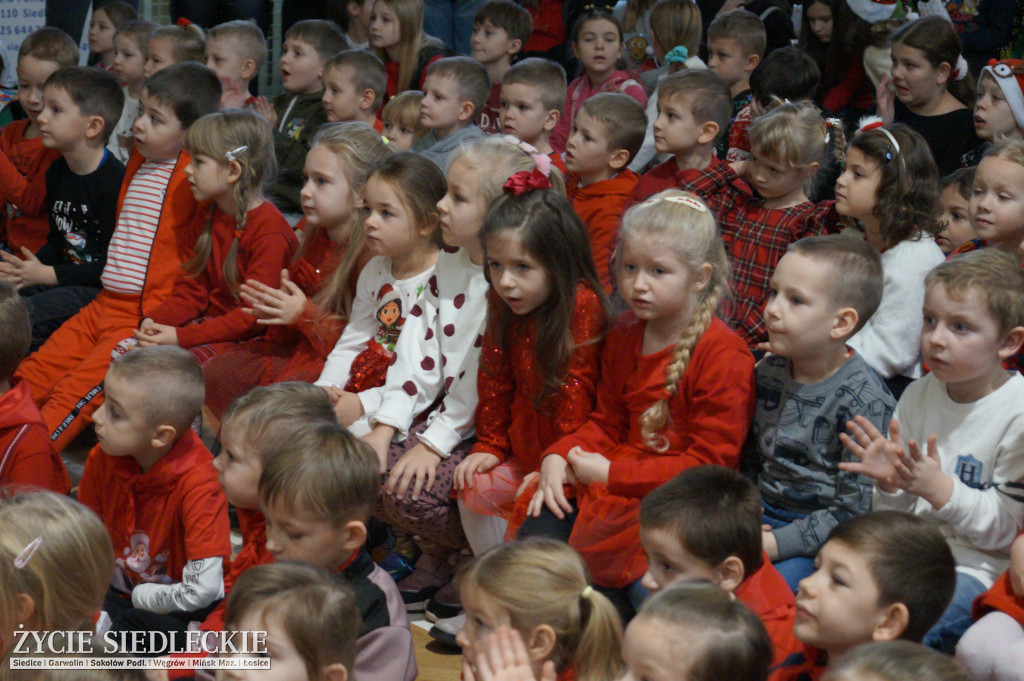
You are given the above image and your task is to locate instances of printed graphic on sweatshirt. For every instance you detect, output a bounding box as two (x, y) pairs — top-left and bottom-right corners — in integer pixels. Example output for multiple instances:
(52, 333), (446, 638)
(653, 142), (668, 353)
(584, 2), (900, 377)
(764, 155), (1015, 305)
(112, 531), (173, 591)
(51, 198), (97, 263)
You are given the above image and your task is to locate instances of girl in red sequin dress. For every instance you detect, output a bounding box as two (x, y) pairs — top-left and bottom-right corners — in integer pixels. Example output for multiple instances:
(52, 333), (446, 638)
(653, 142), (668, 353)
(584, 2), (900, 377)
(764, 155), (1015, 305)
(452, 185), (610, 553)
(316, 153), (445, 410)
(523, 189), (756, 618)
(201, 122), (391, 418)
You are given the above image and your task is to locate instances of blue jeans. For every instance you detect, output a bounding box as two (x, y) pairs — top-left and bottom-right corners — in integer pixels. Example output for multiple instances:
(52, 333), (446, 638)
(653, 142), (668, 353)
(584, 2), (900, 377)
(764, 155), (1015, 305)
(421, 0), (489, 54)
(924, 572), (985, 653)
(762, 502), (817, 594)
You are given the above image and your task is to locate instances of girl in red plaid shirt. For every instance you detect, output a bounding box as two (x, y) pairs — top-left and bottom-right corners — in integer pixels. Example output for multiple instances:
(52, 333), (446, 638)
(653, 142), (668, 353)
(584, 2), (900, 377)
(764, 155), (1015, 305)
(679, 102), (844, 349)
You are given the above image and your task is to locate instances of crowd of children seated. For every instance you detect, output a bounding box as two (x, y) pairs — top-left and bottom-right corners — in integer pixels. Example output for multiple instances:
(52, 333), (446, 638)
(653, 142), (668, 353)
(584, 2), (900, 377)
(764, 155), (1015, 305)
(1, 0), (1023, 678)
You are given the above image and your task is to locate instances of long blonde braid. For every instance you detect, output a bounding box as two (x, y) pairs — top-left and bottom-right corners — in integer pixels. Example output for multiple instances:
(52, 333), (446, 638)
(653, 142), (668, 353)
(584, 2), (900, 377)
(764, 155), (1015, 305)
(617, 190), (730, 451)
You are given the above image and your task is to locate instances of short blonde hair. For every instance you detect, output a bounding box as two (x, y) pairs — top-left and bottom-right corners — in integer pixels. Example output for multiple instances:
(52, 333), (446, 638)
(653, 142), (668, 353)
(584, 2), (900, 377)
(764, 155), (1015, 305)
(449, 137), (565, 201)
(927, 248), (1024, 336)
(108, 346), (205, 432)
(221, 383), (336, 464)
(207, 20), (267, 71)
(381, 90), (426, 137)
(0, 493), (113, 651)
(459, 539), (622, 681)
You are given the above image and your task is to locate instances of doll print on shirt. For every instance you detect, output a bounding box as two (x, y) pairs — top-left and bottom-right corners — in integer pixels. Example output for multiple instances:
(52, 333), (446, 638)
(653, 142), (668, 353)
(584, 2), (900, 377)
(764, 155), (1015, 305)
(112, 531), (172, 591)
(345, 282), (425, 392)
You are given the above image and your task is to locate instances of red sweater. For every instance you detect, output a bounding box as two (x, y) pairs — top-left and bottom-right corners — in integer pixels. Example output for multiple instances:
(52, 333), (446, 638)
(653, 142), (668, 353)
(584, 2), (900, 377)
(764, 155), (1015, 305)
(550, 313), (756, 587)
(679, 163), (839, 348)
(472, 284), (605, 472)
(568, 171), (640, 294)
(200, 508), (272, 633)
(147, 201), (298, 348)
(0, 119), (61, 252)
(0, 378), (70, 493)
(736, 556), (803, 676)
(77, 428), (231, 589)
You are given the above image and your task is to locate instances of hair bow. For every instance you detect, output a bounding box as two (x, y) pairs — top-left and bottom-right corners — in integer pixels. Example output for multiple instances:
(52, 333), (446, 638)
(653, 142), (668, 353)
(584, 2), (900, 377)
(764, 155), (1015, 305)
(499, 135), (553, 177)
(176, 17), (191, 27)
(857, 116), (900, 161)
(503, 168), (551, 196)
(665, 46), (689, 65)
(951, 54), (969, 82)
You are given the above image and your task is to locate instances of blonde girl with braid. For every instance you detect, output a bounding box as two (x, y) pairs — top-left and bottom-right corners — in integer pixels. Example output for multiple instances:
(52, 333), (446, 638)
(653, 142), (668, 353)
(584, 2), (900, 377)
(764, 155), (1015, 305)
(134, 109), (298, 370)
(522, 189), (756, 618)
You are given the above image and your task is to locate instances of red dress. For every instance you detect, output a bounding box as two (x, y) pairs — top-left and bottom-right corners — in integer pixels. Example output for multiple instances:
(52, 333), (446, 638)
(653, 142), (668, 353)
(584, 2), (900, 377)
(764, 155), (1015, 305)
(547, 313), (756, 588)
(462, 285), (606, 527)
(568, 171), (641, 294)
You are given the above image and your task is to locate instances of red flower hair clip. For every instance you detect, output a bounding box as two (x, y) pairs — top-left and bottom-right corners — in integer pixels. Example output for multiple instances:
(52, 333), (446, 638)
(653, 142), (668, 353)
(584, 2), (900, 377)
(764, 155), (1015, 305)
(177, 17), (192, 27)
(503, 168), (551, 196)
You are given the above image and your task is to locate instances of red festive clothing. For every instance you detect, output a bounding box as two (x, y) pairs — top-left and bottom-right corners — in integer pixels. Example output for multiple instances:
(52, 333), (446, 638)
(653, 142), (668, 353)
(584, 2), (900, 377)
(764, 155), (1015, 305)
(0, 378), (69, 493)
(567, 171), (640, 293)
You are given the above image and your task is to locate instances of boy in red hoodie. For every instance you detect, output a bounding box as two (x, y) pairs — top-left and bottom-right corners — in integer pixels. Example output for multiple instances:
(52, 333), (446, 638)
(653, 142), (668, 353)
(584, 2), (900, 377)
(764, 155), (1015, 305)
(77, 346), (231, 652)
(0, 28), (79, 253)
(0, 282), (69, 492)
(15, 62), (221, 452)
(639, 465), (801, 681)
(565, 92), (645, 293)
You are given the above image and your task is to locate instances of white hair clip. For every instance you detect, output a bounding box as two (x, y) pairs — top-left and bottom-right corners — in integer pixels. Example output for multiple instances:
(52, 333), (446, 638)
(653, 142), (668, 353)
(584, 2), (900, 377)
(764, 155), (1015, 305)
(225, 145), (248, 162)
(14, 536), (43, 569)
(646, 195), (708, 212)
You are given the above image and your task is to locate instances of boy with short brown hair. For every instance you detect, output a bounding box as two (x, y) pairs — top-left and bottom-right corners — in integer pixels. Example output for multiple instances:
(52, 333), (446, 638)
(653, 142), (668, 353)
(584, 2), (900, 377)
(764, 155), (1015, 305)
(205, 20), (267, 109)
(499, 57), (566, 170)
(412, 57), (489, 169)
(471, 0), (532, 134)
(706, 9), (765, 158)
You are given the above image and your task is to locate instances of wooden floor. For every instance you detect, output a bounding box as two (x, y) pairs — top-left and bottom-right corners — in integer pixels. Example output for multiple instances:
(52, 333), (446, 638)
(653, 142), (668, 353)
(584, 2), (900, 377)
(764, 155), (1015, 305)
(411, 623), (462, 681)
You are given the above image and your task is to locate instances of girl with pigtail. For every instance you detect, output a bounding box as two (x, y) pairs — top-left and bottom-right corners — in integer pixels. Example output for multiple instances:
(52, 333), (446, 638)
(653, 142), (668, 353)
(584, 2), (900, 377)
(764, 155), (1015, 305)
(200, 122), (392, 418)
(134, 109), (298, 368)
(523, 189), (756, 619)
(679, 101), (845, 349)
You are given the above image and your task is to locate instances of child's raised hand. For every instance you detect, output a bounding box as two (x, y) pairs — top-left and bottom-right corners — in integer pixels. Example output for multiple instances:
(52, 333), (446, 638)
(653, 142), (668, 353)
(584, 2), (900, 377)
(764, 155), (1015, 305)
(893, 434), (953, 508)
(527, 454), (575, 519)
(220, 79), (250, 110)
(1010, 533), (1024, 597)
(385, 442), (442, 501)
(240, 271), (306, 325)
(839, 416), (902, 493)
(132, 320), (178, 347)
(333, 390), (364, 427)
(454, 451), (500, 490)
(566, 446), (610, 487)
(729, 160), (749, 179)
(470, 627), (557, 681)
(875, 74), (896, 126)
(251, 96), (278, 128)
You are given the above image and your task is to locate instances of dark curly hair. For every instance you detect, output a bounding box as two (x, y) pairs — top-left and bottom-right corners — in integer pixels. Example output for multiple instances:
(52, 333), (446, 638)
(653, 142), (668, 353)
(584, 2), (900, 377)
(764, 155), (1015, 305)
(849, 123), (941, 248)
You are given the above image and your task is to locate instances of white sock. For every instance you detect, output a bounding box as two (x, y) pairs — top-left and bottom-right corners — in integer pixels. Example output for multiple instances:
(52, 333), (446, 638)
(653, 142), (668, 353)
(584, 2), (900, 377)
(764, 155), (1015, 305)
(458, 499), (508, 555)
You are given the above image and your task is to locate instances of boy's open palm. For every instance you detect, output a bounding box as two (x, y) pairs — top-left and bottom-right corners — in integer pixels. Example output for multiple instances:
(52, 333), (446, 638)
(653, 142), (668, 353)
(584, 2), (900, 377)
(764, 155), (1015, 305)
(839, 415), (903, 492)
(251, 96), (277, 128)
(893, 434), (953, 508)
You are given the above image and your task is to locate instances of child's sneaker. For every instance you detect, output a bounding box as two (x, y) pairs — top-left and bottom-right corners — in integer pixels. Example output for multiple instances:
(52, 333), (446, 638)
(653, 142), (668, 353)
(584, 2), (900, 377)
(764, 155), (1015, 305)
(428, 612), (465, 649)
(397, 553), (454, 612)
(425, 580), (462, 621)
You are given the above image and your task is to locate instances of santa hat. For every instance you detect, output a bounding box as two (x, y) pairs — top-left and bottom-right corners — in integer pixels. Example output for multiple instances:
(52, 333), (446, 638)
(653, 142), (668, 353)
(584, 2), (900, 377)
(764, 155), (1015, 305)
(846, 0), (898, 23)
(980, 59), (1024, 132)
(376, 283), (402, 310)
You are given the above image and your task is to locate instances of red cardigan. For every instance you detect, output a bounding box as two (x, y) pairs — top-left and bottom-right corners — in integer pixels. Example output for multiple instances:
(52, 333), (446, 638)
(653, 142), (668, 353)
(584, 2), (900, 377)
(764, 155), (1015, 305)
(472, 284), (606, 473)
(568, 171), (640, 294)
(0, 378), (70, 493)
(146, 201), (298, 348)
(549, 313), (756, 587)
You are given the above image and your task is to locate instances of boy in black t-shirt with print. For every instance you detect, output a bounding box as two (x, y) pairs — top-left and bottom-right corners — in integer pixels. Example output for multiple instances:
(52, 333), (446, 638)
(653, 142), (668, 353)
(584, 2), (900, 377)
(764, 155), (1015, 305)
(0, 66), (125, 350)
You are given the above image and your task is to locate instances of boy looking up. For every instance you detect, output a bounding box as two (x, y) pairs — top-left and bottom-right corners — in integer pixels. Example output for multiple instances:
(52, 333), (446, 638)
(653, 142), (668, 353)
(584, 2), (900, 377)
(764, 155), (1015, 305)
(0, 27), (79, 254)
(0, 283), (69, 493)
(14, 62), (221, 452)
(844, 248), (1024, 653)
(565, 92), (645, 293)
(412, 57), (489, 170)
(0, 67), (125, 351)
(252, 20), (348, 216)
(205, 20), (268, 110)
(640, 465), (802, 677)
(321, 49), (387, 129)
(752, 236), (896, 593)
(78, 346), (231, 651)
(499, 57), (566, 171)
(706, 9), (764, 159)
(470, 0), (532, 135)
(629, 69), (733, 205)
